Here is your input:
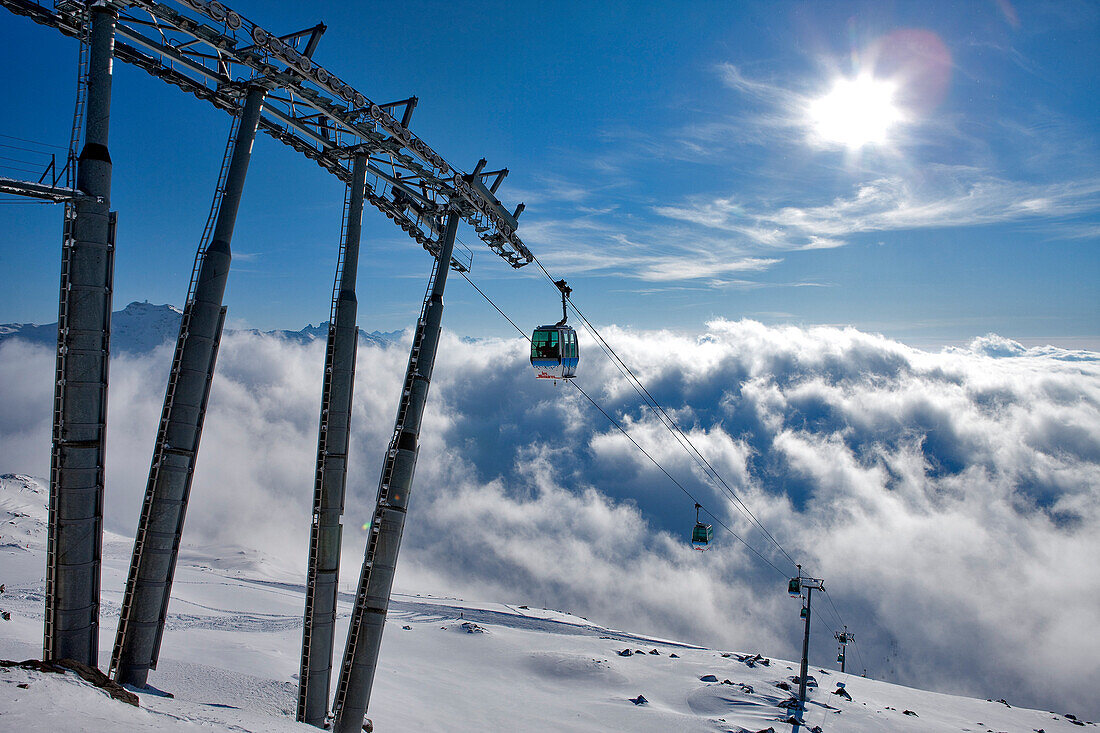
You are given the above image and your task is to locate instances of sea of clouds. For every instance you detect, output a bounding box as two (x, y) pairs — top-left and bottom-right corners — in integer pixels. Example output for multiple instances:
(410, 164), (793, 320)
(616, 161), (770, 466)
(1, 319), (1097, 716)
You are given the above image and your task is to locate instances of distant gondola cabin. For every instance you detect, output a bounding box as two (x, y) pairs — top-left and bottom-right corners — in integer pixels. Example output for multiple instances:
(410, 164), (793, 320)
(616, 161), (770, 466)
(531, 325), (578, 380)
(691, 521), (713, 550)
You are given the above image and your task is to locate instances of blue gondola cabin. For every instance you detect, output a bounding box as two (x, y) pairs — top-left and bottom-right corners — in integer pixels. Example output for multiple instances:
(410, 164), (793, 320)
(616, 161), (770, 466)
(531, 325), (578, 380)
(691, 521), (713, 550)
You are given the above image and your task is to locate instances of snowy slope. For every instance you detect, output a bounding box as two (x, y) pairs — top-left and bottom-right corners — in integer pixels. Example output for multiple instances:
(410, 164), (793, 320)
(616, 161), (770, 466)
(1, 475), (1094, 732)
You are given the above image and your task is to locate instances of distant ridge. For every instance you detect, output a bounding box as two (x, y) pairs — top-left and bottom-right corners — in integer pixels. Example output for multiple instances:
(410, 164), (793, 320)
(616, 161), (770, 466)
(0, 301), (403, 354)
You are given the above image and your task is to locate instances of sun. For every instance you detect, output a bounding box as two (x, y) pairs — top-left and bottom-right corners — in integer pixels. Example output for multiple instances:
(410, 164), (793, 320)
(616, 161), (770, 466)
(808, 74), (903, 149)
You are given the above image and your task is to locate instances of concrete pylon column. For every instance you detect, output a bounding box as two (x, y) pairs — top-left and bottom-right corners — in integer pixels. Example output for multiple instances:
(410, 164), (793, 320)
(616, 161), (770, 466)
(333, 207), (460, 733)
(298, 153), (368, 727)
(112, 85), (267, 688)
(45, 4), (116, 667)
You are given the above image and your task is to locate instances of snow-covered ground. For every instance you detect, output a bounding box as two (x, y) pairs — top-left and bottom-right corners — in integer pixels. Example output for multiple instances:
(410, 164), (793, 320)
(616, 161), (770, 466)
(1, 474), (1093, 732)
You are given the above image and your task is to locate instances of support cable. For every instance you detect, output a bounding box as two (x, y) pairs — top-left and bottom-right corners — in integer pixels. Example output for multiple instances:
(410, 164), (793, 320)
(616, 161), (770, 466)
(570, 379), (789, 578)
(0, 164), (46, 174)
(455, 269), (789, 579)
(573, 297), (796, 567)
(527, 253), (798, 569)
(0, 132), (67, 149)
(459, 264), (871, 673)
(0, 144), (51, 154)
(0, 154), (51, 165)
(460, 264), (872, 676)
(851, 638), (867, 675)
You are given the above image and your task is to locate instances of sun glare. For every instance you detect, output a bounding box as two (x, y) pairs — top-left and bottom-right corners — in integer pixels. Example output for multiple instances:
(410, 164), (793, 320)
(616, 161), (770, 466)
(809, 74), (903, 149)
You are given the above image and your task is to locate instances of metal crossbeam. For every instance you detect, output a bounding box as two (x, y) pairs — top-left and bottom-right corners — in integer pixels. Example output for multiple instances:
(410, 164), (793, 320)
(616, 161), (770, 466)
(1, 0), (533, 268)
(0, 176), (94, 202)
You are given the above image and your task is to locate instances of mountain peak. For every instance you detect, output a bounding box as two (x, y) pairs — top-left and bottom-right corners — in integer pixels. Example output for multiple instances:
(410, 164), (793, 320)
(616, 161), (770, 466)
(0, 302), (398, 353)
(119, 301), (183, 316)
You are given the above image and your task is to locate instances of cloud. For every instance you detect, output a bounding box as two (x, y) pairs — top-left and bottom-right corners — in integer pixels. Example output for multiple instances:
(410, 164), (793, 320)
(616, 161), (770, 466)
(656, 169), (1100, 249)
(1, 319), (1098, 716)
(502, 49), (1100, 294)
(642, 60), (1100, 254)
(718, 63), (798, 103)
(516, 214), (788, 285)
(953, 333), (1100, 362)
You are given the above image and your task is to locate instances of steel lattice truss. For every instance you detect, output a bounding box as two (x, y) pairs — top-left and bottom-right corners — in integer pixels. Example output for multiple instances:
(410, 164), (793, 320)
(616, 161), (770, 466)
(3, 0), (534, 270)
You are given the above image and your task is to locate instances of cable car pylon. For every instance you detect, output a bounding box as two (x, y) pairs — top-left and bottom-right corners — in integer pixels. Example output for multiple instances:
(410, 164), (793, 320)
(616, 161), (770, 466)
(332, 203), (461, 733)
(297, 151), (369, 727)
(45, 2), (116, 668)
(4, 0), (538, 705)
(835, 626), (854, 673)
(788, 564), (825, 717)
(111, 84), (268, 689)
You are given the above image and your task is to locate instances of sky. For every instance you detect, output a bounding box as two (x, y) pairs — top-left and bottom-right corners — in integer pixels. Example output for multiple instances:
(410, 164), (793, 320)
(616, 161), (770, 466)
(0, 0), (1099, 719)
(0, 0), (1097, 347)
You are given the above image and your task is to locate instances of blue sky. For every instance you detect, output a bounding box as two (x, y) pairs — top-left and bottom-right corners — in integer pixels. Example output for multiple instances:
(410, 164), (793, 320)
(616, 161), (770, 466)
(1, 0), (1097, 347)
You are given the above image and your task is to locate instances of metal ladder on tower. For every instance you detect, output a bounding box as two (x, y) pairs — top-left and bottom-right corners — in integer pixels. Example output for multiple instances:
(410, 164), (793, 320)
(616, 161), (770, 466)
(109, 109), (243, 678)
(331, 260), (436, 721)
(296, 164), (354, 720)
(44, 7), (90, 660)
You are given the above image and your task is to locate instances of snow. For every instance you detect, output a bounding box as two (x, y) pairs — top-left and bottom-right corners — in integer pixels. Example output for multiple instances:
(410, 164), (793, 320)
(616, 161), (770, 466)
(1, 475), (1094, 732)
(0, 302), (400, 354)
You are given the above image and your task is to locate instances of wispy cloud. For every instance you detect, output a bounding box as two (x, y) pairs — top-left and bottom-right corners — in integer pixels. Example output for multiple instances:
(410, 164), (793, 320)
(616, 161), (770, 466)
(517, 214), (788, 285)
(516, 55), (1100, 292)
(656, 169), (1100, 247)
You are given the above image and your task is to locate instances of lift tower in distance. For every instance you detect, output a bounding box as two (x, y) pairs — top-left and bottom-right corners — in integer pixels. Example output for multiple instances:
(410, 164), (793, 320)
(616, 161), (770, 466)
(788, 565), (825, 716)
(835, 626), (854, 673)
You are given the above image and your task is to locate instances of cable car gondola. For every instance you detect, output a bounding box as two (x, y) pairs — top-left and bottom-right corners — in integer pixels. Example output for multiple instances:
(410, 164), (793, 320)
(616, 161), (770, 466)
(788, 577), (802, 597)
(531, 279), (578, 381)
(691, 503), (713, 550)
